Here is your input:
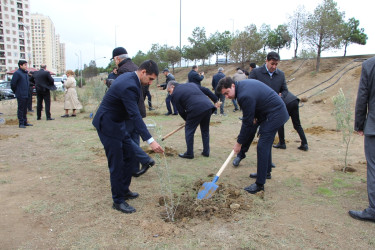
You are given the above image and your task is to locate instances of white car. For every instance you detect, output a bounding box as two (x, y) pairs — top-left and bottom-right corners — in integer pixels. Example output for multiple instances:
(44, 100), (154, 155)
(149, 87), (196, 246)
(53, 77), (65, 91)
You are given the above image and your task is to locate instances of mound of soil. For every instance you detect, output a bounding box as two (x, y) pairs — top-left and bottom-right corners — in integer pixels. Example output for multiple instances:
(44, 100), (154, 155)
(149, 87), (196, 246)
(142, 146), (178, 157)
(0, 134), (19, 140)
(159, 180), (255, 222)
(4, 119), (18, 125)
(305, 126), (334, 135)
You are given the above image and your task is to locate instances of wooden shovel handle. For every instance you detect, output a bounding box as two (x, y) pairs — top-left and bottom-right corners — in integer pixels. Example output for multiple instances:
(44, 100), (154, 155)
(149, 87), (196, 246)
(161, 124), (185, 141)
(216, 150), (235, 177)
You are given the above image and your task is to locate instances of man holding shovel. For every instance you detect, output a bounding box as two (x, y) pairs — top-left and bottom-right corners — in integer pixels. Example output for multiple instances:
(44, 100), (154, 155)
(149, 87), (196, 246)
(167, 81), (221, 159)
(217, 77), (288, 194)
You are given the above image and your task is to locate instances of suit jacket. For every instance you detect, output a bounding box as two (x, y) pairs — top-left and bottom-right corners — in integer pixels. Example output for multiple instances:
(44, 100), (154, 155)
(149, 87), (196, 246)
(171, 83), (218, 121)
(160, 73), (176, 90)
(249, 64), (288, 98)
(188, 70), (204, 85)
(212, 71), (225, 90)
(236, 79), (288, 144)
(92, 72), (151, 141)
(30, 69), (56, 93)
(10, 68), (29, 98)
(282, 90), (299, 105)
(355, 56), (375, 135)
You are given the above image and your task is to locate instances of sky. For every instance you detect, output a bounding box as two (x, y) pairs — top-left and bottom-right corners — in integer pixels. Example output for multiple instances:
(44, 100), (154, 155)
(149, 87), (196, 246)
(30, 0), (374, 70)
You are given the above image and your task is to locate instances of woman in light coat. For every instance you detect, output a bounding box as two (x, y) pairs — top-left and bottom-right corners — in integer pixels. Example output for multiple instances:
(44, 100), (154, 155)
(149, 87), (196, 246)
(61, 70), (82, 117)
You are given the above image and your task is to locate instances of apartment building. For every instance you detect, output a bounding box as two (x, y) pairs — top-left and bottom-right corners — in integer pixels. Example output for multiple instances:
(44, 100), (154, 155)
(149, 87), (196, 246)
(0, 0), (33, 80)
(30, 13), (65, 75)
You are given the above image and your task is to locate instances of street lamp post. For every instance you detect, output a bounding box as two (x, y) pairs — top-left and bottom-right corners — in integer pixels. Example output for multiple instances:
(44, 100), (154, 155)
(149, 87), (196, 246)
(75, 51), (82, 88)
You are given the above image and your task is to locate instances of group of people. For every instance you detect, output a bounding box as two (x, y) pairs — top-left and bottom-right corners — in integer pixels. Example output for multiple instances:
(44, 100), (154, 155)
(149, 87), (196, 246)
(10, 60), (82, 128)
(96, 47), (375, 224)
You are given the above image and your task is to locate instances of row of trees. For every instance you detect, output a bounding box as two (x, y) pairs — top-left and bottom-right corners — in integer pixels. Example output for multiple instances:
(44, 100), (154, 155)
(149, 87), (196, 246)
(91, 0), (366, 75)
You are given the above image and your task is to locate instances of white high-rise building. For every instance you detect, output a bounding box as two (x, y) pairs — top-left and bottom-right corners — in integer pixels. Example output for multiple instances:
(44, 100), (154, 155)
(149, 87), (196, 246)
(0, 0), (33, 80)
(31, 13), (55, 73)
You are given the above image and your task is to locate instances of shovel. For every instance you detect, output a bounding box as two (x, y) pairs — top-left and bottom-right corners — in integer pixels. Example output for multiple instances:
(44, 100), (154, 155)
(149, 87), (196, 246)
(197, 150), (235, 200)
(161, 124), (185, 141)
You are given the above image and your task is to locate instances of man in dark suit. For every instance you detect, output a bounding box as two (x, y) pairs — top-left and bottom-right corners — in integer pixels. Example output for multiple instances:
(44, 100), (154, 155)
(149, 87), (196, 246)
(158, 68), (178, 116)
(30, 64), (56, 121)
(93, 60), (164, 214)
(232, 51), (289, 167)
(10, 60), (32, 128)
(107, 47), (152, 177)
(349, 56), (375, 222)
(167, 81), (219, 159)
(188, 65), (204, 86)
(212, 67), (226, 115)
(217, 77), (288, 194)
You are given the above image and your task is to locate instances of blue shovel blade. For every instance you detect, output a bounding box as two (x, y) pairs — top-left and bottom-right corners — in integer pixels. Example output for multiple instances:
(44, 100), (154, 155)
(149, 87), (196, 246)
(197, 176), (220, 200)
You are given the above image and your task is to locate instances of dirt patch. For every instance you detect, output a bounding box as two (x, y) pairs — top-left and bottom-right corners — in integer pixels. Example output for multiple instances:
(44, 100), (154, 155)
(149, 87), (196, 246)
(142, 146), (179, 157)
(210, 121), (222, 126)
(159, 180), (254, 222)
(305, 126), (335, 135)
(4, 119), (18, 125)
(89, 146), (106, 157)
(0, 134), (19, 140)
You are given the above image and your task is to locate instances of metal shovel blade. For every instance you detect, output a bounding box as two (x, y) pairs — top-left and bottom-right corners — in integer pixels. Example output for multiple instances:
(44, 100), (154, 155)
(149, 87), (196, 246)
(197, 176), (219, 200)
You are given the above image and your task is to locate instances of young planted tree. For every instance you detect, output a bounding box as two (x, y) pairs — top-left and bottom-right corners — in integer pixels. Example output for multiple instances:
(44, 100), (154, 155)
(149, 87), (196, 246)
(303, 0), (344, 72)
(332, 88), (354, 172)
(340, 17), (368, 56)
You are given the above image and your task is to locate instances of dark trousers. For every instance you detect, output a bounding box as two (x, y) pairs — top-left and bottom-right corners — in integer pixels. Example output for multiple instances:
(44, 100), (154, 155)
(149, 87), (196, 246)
(256, 128), (278, 185)
(145, 90), (152, 108)
(185, 109), (212, 156)
(277, 99), (307, 145)
(17, 97), (28, 125)
(166, 94), (178, 114)
(27, 88), (33, 111)
(213, 93), (225, 114)
(365, 136), (375, 215)
(97, 130), (133, 204)
(232, 99), (239, 110)
(125, 120), (151, 174)
(37, 91), (51, 119)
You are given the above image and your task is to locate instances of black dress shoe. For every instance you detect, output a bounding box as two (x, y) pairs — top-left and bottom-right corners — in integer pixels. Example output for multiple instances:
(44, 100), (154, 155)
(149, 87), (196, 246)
(164, 112), (172, 116)
(244, 183), (264, 194)
(178, 153), (194, 159)
(298, 144), (309, 151)
(47, 117), (55, 120)
(249, 173), (271, 179)
(149, 107), (155, 111)
(271, 163), (276, 168)
(201, 152), (209, 157)
(172, 113), (178, 115)
(133, 159), (155, 177)
(37, 117), (41, 120)
(349, 210), (375, 222)
(19, 124), (26, 128)
(273, 143), (286, 149)
(25, 123), (33, 126)
(112, 202), (136, 213)
(124, 191), (139, 200)
(233, 156), (244, 167)
(61, 114), (70, 118)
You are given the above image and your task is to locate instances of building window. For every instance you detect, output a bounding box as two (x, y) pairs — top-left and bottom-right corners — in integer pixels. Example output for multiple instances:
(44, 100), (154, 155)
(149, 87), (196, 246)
(0, 52), (5, 57)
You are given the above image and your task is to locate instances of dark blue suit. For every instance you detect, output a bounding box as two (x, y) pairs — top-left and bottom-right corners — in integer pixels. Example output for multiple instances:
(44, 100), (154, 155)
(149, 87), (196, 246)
(11, 68), (29, 125)
(92, 72), (152, 204)
(171, 83), (218, 156)
(236, 80), (289, 185)
(212, 71), (226, 114)
(188, 70), (204, 86)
